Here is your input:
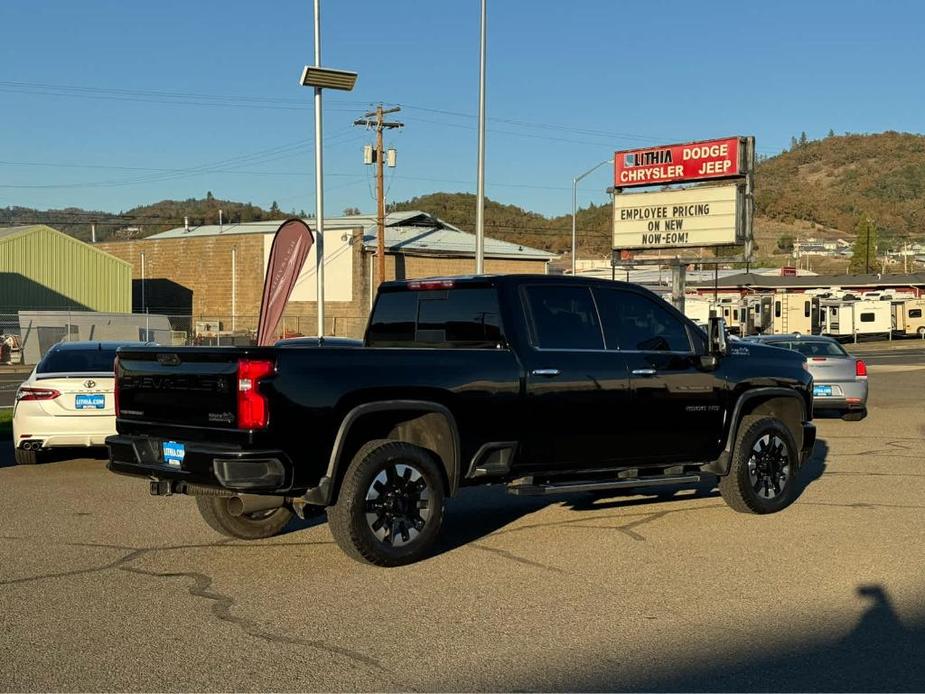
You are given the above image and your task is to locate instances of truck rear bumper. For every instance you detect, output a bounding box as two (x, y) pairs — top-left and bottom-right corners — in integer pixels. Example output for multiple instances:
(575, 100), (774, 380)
(106, 434), (294, 493)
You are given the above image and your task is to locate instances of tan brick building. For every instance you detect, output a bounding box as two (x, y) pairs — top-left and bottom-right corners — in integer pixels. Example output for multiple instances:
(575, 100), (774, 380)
(97, 211), (555, 339)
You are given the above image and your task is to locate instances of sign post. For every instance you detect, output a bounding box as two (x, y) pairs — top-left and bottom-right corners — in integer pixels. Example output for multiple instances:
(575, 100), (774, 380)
(611, 135), (755, 311)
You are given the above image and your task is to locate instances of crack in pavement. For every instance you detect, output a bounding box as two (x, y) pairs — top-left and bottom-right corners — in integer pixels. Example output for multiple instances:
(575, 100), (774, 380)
(469, 542), (565, 574)
(0, 534), (389, 679)
(120, 566), (387, 674)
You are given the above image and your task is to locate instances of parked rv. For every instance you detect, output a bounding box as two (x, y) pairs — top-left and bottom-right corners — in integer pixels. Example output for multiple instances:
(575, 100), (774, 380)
(818, 300), (892, 339)
(892, 298), (925, 337)
(771, 293), (815, 336)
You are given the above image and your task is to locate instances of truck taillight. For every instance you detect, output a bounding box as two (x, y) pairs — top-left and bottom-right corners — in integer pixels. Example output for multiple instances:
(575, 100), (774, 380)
(856, 359), (868, 378)
(113, 356), (121, 416)
(16, 386), (61, 401)
(237, 358), (274, 429)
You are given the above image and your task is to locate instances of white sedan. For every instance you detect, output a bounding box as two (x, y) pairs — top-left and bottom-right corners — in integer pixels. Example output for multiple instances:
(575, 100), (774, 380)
(12, 341), (146, 465)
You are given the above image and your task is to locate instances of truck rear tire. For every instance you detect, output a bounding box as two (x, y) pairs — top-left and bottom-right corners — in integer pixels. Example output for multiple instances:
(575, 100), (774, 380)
(719, 415), (799, 514)
(14, 447), (40, 465)
(195, 496), (294, 540)
(327, 439), (445, 567)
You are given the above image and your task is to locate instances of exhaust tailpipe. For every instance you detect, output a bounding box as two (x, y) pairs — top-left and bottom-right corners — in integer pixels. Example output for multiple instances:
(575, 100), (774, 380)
(21, 442), (31, 451)
(227, 494), (285, 517)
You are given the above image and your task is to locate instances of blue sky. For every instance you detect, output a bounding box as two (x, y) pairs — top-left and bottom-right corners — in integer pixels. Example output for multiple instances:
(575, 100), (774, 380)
(1, 0), (921, 219)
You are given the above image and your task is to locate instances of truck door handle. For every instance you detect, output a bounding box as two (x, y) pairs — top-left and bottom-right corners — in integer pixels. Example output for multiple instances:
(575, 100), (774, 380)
(631, 369), (657, 376)
(531, 368), (560, 377)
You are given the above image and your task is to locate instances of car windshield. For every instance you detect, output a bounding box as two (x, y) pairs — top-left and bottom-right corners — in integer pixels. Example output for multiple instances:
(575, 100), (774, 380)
(36, 348), (119, 374)
(768, 340), (848, 357)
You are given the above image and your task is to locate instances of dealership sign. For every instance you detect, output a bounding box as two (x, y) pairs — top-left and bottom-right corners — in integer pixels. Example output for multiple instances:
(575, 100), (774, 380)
(612, 183), (744, 250)
(614, 137), (743, 188)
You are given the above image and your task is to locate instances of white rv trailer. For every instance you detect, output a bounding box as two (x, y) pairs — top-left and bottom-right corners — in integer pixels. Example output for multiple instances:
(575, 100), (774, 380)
(892, 298), (925, 337)
(818, 299), (892, 338)
(771, 293), (814, 335)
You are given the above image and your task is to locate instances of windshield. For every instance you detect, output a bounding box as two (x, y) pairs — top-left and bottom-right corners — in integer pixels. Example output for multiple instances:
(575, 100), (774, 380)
(37, 348), (119, 374)
(767, 340), (848, 357)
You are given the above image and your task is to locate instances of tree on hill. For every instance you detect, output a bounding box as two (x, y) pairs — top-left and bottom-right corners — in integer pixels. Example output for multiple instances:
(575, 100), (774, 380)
(777, 234), (794, 252)
(799, 131), (808, 146)
(849, 215), (879, 274)
(827, 128), (835, 138)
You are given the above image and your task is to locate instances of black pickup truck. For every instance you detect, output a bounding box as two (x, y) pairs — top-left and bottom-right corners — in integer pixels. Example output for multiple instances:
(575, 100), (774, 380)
(108, 275), (815, 566)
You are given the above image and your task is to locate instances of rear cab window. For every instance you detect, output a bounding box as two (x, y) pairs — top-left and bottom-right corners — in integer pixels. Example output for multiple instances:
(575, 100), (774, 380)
(523, 285), (603, 350)
(366, 285), (505, 348)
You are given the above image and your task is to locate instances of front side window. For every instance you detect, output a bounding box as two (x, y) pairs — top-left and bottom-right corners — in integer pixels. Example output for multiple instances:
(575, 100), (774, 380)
(594, 288), (692, 352)
(775, 301), (781, 318)
(804, 301), (811, 318)
(860, 312), (875, 323)
(909, 308), (922, 318)
(524, 285), (603, 350)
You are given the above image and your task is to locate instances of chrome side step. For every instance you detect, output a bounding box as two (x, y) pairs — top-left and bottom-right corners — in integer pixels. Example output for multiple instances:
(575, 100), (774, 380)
(507, 474), (701, 496)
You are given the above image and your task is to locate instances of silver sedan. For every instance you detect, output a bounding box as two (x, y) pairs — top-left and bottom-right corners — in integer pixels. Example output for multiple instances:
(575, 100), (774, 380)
(744, 334), (868, 421)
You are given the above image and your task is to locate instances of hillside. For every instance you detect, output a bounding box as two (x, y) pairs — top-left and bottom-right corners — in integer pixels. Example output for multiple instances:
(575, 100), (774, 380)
(0, 194), (283, 242)
(756, 131), (925, 242)
(6, 132), (925, 261)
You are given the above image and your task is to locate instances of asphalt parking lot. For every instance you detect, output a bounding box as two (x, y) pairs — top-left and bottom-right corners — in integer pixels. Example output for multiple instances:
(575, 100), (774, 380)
(2, 352), (925, 691)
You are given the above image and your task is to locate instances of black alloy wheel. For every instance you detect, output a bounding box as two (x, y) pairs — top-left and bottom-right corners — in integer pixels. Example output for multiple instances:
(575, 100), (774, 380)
(747, 433), (791, 500)
(364, 462), (433, 547)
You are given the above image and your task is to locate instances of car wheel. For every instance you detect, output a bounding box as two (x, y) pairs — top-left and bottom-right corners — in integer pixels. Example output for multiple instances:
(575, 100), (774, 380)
(195, 496), (294, 540)
(14, 447), (40, 465)
(842, 409), (867, 422)
(719, 415), (799, 514)
(327, 439), (445, 567)
(918, 326), (925, 338)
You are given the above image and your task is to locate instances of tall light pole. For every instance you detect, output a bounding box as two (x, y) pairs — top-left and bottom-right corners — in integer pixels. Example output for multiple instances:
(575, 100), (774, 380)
(570, 159), (613, 275)
(474, 0), (487, 274)
(300, 1), (357, 336)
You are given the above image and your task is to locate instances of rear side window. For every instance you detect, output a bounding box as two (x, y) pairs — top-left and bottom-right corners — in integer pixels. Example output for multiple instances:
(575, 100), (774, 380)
(594, 288), (692, 352)
(367, 288), (503, 348)
(524, 285), (603, 350)
(37, 348), (118, 373)
(804, 301), (811, 318)
(860, 312), (875, 323)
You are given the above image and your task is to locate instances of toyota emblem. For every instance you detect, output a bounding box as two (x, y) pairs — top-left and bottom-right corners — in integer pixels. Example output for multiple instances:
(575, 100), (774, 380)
(84, 379), (96, 389)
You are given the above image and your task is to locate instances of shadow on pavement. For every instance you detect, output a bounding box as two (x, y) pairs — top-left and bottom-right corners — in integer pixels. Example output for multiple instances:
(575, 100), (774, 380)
(566, 583), (925, 692)
(0, 442), (108, 469)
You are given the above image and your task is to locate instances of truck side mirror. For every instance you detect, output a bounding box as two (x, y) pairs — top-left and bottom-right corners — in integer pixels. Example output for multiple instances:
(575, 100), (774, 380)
(708, 316), (729, 356)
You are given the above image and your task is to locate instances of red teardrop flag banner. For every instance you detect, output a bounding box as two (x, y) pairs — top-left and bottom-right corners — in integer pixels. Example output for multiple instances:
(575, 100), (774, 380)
(256, 218), (314, 346)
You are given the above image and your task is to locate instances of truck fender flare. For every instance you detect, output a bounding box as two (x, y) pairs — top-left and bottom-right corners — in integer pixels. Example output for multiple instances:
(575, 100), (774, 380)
(704, 387), (807, 476)
(322, 399), (462, 501)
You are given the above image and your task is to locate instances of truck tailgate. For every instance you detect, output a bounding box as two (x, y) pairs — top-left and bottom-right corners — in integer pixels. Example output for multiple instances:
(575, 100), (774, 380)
(116, 348), (246, 431)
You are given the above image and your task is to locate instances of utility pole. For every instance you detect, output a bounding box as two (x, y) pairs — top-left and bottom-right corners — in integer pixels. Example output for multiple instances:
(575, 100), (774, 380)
(90, 220), (97, 244)
(355, 104), (402, 285)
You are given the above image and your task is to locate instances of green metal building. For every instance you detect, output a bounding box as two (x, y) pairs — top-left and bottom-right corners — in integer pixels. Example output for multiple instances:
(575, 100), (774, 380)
(0, 225), (131, 313)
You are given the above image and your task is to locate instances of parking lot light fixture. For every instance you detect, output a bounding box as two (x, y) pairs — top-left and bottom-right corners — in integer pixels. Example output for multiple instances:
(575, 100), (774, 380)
(299, 66), (358, 91)
(299, 0), (358, 337)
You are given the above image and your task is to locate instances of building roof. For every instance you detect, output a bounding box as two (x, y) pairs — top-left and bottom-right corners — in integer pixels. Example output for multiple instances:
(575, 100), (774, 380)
(145, 211), (556, 261)
(0, 224), (51, 241)
(688, 271), (925, 290)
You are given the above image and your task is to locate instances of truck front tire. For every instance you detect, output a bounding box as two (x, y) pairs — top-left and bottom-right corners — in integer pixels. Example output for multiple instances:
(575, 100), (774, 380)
(327, 439), (446, 567)
(195, 496), (294, 540)
(719, 415), (799, 514)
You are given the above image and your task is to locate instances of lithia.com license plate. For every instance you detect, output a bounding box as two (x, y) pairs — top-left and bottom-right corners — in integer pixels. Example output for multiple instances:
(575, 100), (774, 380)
(75, 394), (105, 409)
(162, 441), (186, 467)
(813, 384), (833, 397)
